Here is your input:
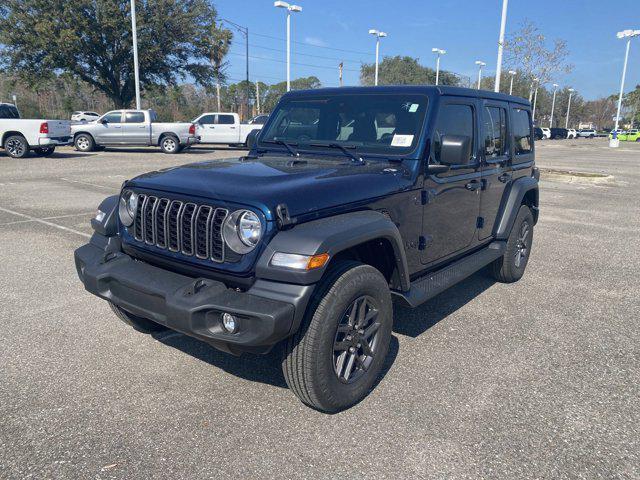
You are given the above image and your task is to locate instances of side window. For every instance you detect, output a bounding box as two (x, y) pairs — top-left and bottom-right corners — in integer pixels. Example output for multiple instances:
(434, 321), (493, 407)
(216, 114), (235, 125)
(432, 104), (474, 164)
(102, 112), (122, 123)
(512, 108), (532, 158)
(199, 115), (215, 125)
(124, 112), (145, 123)
(482, 106), (507, 158)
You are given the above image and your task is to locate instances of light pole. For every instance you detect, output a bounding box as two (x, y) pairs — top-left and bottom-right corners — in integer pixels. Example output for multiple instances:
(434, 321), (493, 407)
(532, 78), (539, 122)
(565, 88), (574, 128)
(130, 0), (141, 109)
(508, 70), (516, 95)
(369, 29), (387, 86)
(432, 48), (446, 85)
(475, 61), (486, 90)
(494, 0), (509, 92)
(549, 83), (559, 128)
(274, 1), (302, 92)
(613, 29), (640, 144)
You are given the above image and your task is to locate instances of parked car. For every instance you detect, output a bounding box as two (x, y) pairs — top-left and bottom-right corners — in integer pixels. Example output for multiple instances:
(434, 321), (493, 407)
(193, 112), (263, 146)
(75, 85), (539, 412)
(608, 129), (626, 140)
(248, 114), (269, 125)
(540, 127), (551, 139)
(534, 127), (544, 141)
(71, 111), (101, 123)
(567, 128), (577, 139)
(550, 127), (568, 139)
(0, 103), (71, 158)
(624, 129), (640, 141)
(72, 109), (198, 153)
(577, 129), (597, 138)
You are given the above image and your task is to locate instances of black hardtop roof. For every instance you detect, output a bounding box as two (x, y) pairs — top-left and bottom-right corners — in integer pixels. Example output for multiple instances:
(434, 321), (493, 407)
(284, 85), (530, 107)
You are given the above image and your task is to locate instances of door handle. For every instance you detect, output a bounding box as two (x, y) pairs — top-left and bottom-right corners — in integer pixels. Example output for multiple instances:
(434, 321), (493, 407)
(498, 173), (512, 183)
(465, 180), (481, 191)
(230, 127), (236, 129)
(138, 126), (146, 129)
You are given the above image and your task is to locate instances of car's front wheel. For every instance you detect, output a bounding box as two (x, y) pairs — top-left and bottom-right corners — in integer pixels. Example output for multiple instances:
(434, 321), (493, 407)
(282, 261), (393, 412)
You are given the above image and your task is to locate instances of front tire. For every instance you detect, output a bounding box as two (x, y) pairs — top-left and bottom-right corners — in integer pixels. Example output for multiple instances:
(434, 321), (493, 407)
(109, 302), (168, 334)
(490, 205), (534, 283)
(282, 262), (393, 413)
(74, 133), (95, 152)
(4, 135), (29, 158)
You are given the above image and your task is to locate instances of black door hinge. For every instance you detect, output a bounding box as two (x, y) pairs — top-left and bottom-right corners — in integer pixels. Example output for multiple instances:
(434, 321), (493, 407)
(476, 217), (484, 229)
(418, 235), (430, 250)
(275, 203), (297, 230)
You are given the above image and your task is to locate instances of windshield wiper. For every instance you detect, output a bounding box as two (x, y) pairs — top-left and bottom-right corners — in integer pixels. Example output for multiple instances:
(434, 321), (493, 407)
(262, 139), (299, 157)
(309, 142), (364, 164)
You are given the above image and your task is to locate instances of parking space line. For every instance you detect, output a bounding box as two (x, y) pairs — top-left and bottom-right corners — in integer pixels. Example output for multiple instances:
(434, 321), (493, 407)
(0, 211), (96, 227)
(0, 206), (91, 238)
(59, 177), (116, 190)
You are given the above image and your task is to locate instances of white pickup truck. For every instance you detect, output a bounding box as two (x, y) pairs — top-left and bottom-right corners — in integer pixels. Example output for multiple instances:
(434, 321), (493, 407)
(193, 112), (263, 146)
(0, 103), (71, 158)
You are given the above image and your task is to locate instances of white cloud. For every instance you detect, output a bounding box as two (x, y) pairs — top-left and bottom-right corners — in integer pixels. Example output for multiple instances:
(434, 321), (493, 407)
(305, 36), (328, 47)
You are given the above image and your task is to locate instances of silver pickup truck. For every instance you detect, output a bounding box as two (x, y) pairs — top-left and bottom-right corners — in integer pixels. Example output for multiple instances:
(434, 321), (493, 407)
(71, 109), (198, 154)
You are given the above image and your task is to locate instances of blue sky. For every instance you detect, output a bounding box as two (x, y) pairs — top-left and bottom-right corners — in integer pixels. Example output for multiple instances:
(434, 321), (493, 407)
(216, 0), (640, 99)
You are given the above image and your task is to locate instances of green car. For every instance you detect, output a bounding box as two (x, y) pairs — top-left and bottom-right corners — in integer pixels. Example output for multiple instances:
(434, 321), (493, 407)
(609, 130), (627, 140)
(625, 129), (640, 141)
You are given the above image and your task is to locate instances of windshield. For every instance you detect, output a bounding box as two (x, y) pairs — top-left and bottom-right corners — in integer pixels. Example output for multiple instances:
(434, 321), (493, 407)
(259, 93), (428, 157)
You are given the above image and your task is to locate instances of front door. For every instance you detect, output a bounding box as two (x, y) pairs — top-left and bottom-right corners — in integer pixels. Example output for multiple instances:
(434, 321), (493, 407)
(197, 114), (216, 143)
(95, 111), (123, 144)
(479, 100), (512, 240)
(214, 114), (239, 144)
(122, 111), (149, 144)
(421, 100), (481, 265)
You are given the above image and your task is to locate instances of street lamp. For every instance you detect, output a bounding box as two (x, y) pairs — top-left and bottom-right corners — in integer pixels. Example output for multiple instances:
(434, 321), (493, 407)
(274, 1), (302, 92)
(130, 0), (141, 109)
(549, 83), (559, 128)
(494, 0), (509, 92)
(612, 29), (640, 146)
(565, 88), (575, 129)
(369, 29), (387, 86)
(508, 70), (516, 95)
(432, 48), (446, 86)
(532, 78), (540, 122)
(475, 61), (486, 90)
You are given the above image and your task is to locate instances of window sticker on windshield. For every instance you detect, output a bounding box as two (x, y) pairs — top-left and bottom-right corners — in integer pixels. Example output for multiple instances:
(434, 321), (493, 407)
(391, 134), (414, 147)
(408, 103), (419, 113)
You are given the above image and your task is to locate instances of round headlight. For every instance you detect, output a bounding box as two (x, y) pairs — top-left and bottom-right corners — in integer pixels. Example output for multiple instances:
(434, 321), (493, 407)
(118, 190), (138, 227)
(223, 209), (262, 254)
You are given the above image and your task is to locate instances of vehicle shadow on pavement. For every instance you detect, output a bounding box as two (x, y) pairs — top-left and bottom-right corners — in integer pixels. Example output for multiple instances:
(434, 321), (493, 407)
(50, 153), (97, 159)
(393, 271), (495, 338)
(152, 328), (400, 391)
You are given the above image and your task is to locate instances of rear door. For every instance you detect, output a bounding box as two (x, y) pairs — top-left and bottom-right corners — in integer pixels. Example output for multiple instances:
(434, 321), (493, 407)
(122, 111), (149, 144)
(95, 111), (123, 144)
(214, 114), (239, 143)
(421, 98), (482, 265)
(479, 99), (512, 240)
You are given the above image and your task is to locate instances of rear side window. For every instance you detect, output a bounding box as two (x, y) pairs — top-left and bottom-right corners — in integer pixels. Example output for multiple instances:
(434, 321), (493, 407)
(102, 112), (122, 123)
(0, 105), (20, 119)
(482, 106), (507, 158)
(216, 114), (235, 125)
(432, 104), (474, 165)
(512, 108), (532, 158)
(125, 112), (145, 123)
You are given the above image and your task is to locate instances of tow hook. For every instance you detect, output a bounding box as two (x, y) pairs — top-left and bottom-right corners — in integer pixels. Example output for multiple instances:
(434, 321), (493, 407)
(184, 278), (209, 296)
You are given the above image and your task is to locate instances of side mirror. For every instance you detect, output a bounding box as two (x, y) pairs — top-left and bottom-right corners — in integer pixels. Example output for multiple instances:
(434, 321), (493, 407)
(246, 129), (261, 150)
(99, 119), (107, 124)
(440, 134), (472, 166)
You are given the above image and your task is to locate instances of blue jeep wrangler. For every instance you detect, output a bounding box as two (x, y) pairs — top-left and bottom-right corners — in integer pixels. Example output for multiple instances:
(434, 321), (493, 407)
(75, 86), (539, 412)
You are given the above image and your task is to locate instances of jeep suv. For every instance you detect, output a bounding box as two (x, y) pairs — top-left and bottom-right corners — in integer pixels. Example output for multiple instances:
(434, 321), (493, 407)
(75, 86), (539, 412)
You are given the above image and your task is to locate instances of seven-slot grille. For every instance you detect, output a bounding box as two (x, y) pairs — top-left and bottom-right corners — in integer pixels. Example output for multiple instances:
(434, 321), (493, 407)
(132, 193), (228, 263)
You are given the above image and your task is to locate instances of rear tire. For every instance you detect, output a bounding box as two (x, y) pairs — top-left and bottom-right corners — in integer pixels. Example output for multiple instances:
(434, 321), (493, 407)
(160, 135), (180, 154)
(109, 302), (168, 334)
(490, 205), (534, 283)
(4, 135), (29, 158)
(74, 133), (95, 152)
(282, 261), (393, 413)
(34, 146), (56, 156)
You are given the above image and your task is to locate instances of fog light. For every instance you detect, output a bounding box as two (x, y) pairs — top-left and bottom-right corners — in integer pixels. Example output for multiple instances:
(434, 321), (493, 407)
(222, 313), (238, 333)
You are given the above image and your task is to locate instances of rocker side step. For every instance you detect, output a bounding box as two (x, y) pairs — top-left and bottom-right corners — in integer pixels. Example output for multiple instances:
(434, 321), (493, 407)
(392, 241), (506, 308)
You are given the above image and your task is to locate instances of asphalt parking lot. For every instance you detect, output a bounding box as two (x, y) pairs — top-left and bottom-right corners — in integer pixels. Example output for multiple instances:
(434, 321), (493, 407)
(1, 140), (638, 479)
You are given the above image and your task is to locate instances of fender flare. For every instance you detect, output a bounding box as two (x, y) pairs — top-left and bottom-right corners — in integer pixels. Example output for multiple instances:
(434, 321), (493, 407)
(255, 210), (410, 290)
(494, 176), (539, 239)
(91, 195), (119, 236)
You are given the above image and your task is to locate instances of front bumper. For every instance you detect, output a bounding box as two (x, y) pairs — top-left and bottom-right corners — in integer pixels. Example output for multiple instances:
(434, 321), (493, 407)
(74, 241), (314, 354)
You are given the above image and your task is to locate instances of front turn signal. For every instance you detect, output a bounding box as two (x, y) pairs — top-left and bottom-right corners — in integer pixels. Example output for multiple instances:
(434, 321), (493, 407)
(270, 252), (330, 271)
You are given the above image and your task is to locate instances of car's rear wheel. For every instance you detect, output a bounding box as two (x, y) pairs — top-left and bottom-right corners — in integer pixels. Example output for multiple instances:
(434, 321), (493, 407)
(490, 205), (534, 283)
(160, 135), (181, 154)
(109, 302), (168, 334)
(74, 133), (95, 152)
(34, 146), (56, 156)
(282, 261), (393, 412)
(4, 135), (29, 158)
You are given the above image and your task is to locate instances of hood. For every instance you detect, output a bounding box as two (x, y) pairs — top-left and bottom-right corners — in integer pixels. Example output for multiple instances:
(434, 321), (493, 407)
(128, 154), (416, 220)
